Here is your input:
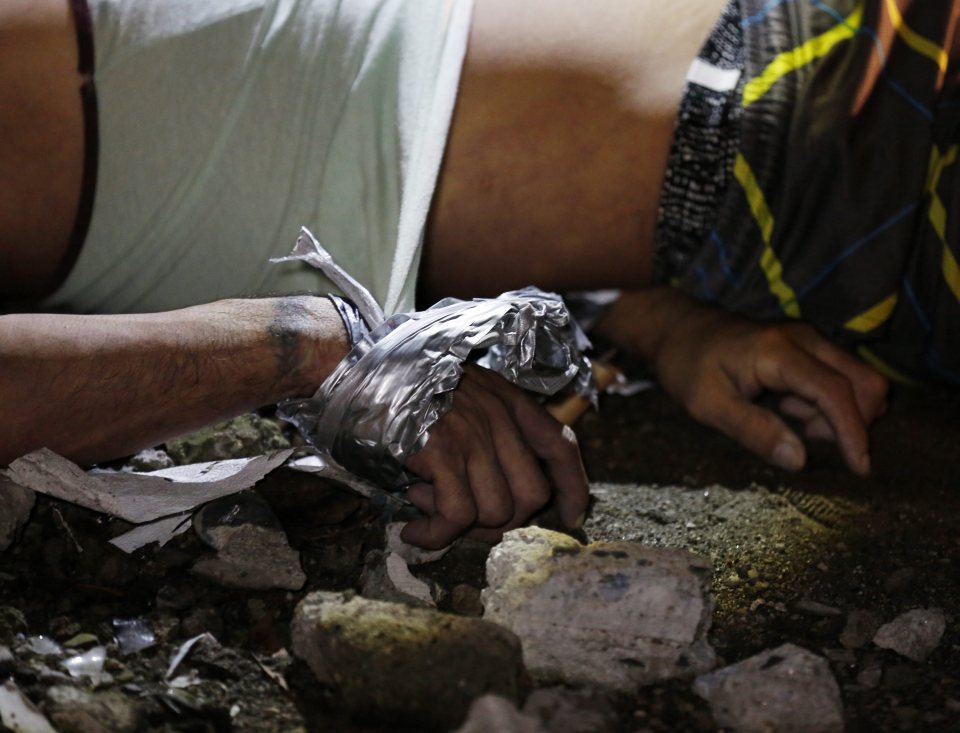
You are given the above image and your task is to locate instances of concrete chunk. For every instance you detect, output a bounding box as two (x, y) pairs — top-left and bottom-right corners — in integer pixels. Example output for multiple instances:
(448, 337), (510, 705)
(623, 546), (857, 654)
(0, 480), (34, 552)
(481, 527), (715, 690)
(873, 608), (946, 662)
(693, 643), (843, 733)
(291, 591), (527, 730)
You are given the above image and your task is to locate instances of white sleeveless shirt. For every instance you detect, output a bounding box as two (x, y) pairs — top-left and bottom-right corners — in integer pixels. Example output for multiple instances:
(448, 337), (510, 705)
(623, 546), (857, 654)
(46, 0), (473, 315)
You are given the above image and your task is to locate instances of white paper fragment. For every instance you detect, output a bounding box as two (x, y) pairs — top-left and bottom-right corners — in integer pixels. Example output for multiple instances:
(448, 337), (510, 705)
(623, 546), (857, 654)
(385, 522), (451, 565)
(385, 553), (435, 606)
(4, 448), (292, 523)
(27, 636), (63, 657)
(110, 514), (192, 554)
(166, 633), (216, 681)
(0, 680), (58, 733)
(286, 452), (407, 509)
(62, 645), (107, 680)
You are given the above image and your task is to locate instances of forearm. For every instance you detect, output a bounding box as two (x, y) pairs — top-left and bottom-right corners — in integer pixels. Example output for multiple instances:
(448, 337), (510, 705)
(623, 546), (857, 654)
(593, 286), (706, 365)
(0, 296), (349, 465)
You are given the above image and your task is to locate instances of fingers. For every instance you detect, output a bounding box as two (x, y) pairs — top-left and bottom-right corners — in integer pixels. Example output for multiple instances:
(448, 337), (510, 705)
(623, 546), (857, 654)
(400, 366), (589, 549)
(790, 326), (889, 422)
(691, 387), (807, 472)
(753, 342), (870, 475)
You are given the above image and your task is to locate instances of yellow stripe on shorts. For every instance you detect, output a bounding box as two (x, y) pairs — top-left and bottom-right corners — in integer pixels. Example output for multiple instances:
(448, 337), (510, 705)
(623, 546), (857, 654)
(743, 2), (864, 108)
(733, 153), (800, 317)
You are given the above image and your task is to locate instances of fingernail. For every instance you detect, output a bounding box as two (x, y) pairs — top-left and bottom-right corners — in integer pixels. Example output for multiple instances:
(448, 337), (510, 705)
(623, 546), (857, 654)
(574, 512), (586, 529)
(772, 441), (803, 471)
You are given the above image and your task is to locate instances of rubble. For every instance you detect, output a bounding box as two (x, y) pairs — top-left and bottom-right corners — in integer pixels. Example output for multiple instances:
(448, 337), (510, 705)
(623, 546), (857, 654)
(481, 527), (715, 690)
(521, 686), (619, 733)
(291, 591), (527, 729)
(0, 479), (34, 552)
(693, 643), (844, 733)
(164, 413), (291, 464)
(44, 685), (145, 733)
(360, 550), (435, 607)
(0, 681), (56, 733)
(190, 492), (305, 591)
(453, 695), (545, 733)
(873, 608), (946, 662)
(840, 609), (883, 649)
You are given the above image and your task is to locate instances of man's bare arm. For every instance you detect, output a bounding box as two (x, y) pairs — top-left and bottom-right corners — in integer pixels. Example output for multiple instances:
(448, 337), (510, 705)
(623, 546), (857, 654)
(0, 296), (348, 465)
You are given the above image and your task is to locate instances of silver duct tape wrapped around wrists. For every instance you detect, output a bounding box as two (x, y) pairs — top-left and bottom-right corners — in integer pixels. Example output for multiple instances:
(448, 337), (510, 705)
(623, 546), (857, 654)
(275, 229), (594, 490)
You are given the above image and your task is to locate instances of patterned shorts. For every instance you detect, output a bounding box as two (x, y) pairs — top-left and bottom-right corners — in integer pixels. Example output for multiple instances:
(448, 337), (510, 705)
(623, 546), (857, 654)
(655, 0), (960, 386)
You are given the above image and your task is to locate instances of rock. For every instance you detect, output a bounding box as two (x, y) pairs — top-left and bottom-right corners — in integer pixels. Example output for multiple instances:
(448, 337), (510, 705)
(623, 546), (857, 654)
(693, 643), (843, 733)
(191, 492), (305, 590)
(360, 551), (435, 607)
(0, 680), (57, 733)
(481, 527), (715, 690)
(385, 522), (452, 565)
(0, 606), (28, 645)
(451, 584), (484, 617)
(124, 448), (175, 472)
(165, 413), (290, 464)
(795, 599), (842, 617)
(873, 608), (946, 662)
(291, 591), (528, 730)
(857, 666), (882, 688)
(840, 609), (882, 649)
(0, 480), (34, 552)
(882, 567), (919, 595)
(181, 607), (225, 639)
(522, 687), (618, 733)
(44, 685), (144, 733)
(453, 695), (545, 733)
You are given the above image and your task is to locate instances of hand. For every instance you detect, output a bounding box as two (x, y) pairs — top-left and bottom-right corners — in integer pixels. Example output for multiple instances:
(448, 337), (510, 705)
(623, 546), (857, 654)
(652, 298), (888, 475)
(400, 364), (589, 549)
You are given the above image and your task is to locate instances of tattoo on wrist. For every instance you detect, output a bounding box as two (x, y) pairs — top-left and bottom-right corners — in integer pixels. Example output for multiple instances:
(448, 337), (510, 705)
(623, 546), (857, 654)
(268, 296), (315, 390)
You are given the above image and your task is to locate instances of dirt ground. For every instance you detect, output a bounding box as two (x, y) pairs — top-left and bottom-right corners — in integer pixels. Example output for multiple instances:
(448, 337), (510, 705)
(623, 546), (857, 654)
(1, 383), (958, 732)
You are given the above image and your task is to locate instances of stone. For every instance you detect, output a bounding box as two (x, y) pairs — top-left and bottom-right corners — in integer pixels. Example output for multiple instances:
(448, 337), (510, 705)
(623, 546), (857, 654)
(522, 687), (618, 733)
(124, 448), (175, 472)
(451, 584), (484, 617)
(44, 685), (144, 733)
(0, 681), (56, 733)
(481, 527), (715, 690)
(191, 491), (305, 591)
(360, 551), (435, 607)
(873, 608), (946, 662)
(453, 695), (545, 733)
(840, 609), (882, 649)
(0, 606), (28, 645)
(165, 413), (290, 464)
(291, 591), (528, 730)
(0, 480), (34, 552)
(693, 644), (844, 733)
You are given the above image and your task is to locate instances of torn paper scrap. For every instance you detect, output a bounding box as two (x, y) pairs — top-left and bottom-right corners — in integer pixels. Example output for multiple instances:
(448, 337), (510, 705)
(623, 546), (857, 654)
(109, 514), (192, 554)
(3, 448), (292, 524)
(285, 452), (407, 511)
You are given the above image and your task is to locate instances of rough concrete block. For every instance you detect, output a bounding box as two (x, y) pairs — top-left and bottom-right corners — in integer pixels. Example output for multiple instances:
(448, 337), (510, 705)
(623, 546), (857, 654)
(693, 643), (843, 733)
(291, 591), (527, 730)
(873, 608), (946, 662)
(481, 527), (715, 690)
(0, 480), (34, 552)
